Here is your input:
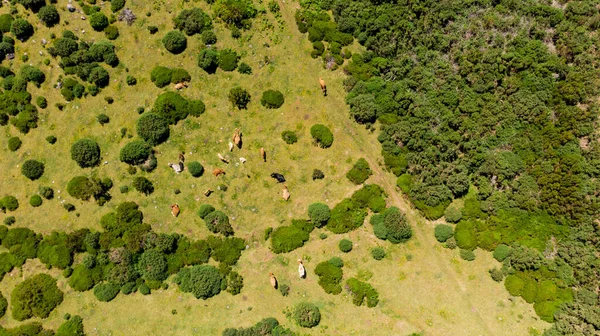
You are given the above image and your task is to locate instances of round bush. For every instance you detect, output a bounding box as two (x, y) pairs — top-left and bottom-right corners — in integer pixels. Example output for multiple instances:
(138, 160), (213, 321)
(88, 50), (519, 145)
(38, 5), (60, 27)
(218, 49), (239, 71)
(71, 139), (101, 168)
(133, 176), (154, 195)
(138, 249), (168, 281)
(29, 195), (42, 207)
(188, 161), (204, 177)
(137, 113), (169, 146)
(11, 274), (63, 321)
(90, 12), (109, 31)
(312, 169), (325, 180)
(150, 66), (173, 88)
(197, 48), (219, 73)
(204, 210), (233, 236)
(46, 135), (57, 144)
(371, 247), (386, 260)
(126, 75), (137, 86)
(120, 140), (152, 165)
(173, 264), (222, 299)
(174, 8), (212, 36)
(293, 302), (321, 328)
(308, 203), (330, 227)
(201, 30), (217, 44)
(153, 91), (190, 124)
(237, 62), (252, 74)
(197, 204), (215, 219)
(36, 96), (47, 108)
(93, 282), (120, 302)
(39, 186), (53, 199)
(170, 68), (191, 84)
(162, 31), (187, 54)
(21, 160), (44, 180)
(260, 90), (284, 109)
(493, 244), (513, 262)
(434, 224), (454, 242)
(444, 205), (462, 223)
(1, 196), (19, 211)
(228, 86), (251, 109)
(281, 131), (297, 144)
(328, 257), (344, 268)
(67, 176), (94, 200)
(189, 99), (206, 117)
(460, 249), (476, 261)
(11, 19), (34, 41)
(8, 137), (21, 151)
(4, 216), (15, 225)
(97, 114), (110, 125)
(111, 0), (126, 12)
(104, 25), (119, 40)
(339, 239), (353, 253)
(310, 124), (334, 148)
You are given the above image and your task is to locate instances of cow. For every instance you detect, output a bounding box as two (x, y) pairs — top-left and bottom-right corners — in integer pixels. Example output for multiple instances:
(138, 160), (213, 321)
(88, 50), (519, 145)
(319, 78), (327, 96)
(213, 168), (225, 177)
(260, 148), (266, 162)
(298, 259), (306, 279)
(168, 162), (183, 174)
(204, 189), (213, 196)
(269, 272), (278, 289)
(174, 82), (188, 90)
(271, 173), (285, 183)
(218, 153), (229, 164)
(170, 204), (180, 217)
(178, 152), (185, 162)
(232, 128), (242, 148)
(228, 141), (234, 152)
(282, 185), (290, 201)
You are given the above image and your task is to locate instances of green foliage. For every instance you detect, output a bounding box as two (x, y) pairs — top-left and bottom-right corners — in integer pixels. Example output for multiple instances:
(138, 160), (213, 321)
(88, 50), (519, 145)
(312, 169), (325, 180)
(21, 159), (44, 180)
(198, 48), (219, 73)
(204, 210), (233, 236)
(223, 317), (292, 336)
(136, 113), (169, 146)
(162, 31), (187, 54)
(237, 62), (252, 74)
(207, 236), (245, 265)
(36, 96), (47, 109)
(197, 204), (215, 219)
(11, 273), (63, 321)
(188, 161), (204, 177)
(310, 124), (333, 148)
(201, 30), (217, 44)
(56, 315), (85, 336)
(0, 14), (13, 33)
(434, 224), (454, 243)
(174, 8), (212, 36)
(0, 195), (19, 212)
(66, 176), (112, 203)
(93, 282), (120, 302)
(8, 136), (21, 151)
(214, 0), (257, 28)
(152, 91), (190, 124)
(71, 139), (101, 168)
(228, 86), (251, 109)
(119, 140), (151, 165)
(218, 49), (239, 71)
(307, 203), (330, 227)
(281, 130), (298, 144)
(11, 19), (34, 40)
(371, 206), (412, 244)
(346, 158), (372, 184)
(29, 195), (42, 207)
(371, 247), (386, 260)
(133, 176), (154, 195)
(444, 205), (462, 223)
(345, 278), (379, 307)
(293, 302), (321, 328)
(270, 220), (313, 254)
(38, 5), (60, 27)
(493, 244), (513, 262)
(505, 274), (525, 296)
(150, 66), (173, 88)
(315, 259), (343, 294)
(39, 186), (54, 200)
(90, 12), (109, 31)
(459, 249), (476, 261)
(126, 75), (136, 86)
(97, 114), (110, 125)
(138, 249), (168, 281)
(338, 239), (352, 252)
(260, 90), (284, 109)
(174, 264), (222, 299)
(110, 0), (126, 12)
(0, 291), (6, 318)
(104, 25), (119, 40)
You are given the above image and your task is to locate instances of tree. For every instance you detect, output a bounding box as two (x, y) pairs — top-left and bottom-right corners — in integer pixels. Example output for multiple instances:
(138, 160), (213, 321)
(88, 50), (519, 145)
(119, 140), (152, 165)
(314, 260), (343, 294)
(228, 87), (251, 109)
(21, 160), (44, 180)
(37, 5), (60, 27)
(136, 113), (169, 146)
(214, 0), (257, 27)
(11, 273), (63, 321)
(197, 48), (219, 73)
(173, 8), (212, 36)
(137, 249), (168, 281)
(201, 30), (217, 44)
(132, 176), (154, 195)
(293, 302), (321, 328)
(308, 203), (331, 227)
(90, 13), (109, 31)
(348, 94), (377, 123)
(371, 247), (386, 260)
(71, 139), (101, 168)
(11, 19), (34, 41)
(162, 31), (187, 54)
(174, 265), (222, 299)
(260, 90), (284, 109)
(89, 66), (109, 87)
(18, 0), (45, 11)
(0, 14), (13, 33)
(52, 37), (78, 57)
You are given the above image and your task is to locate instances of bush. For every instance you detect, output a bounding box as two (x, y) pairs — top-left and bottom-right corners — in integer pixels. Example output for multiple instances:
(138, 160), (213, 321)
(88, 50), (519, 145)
(29, 195), (42, 207)
(120, 140), (151, 165)
(46, 135), (57, 144)
(21, 160), (44, 180)
(162, 31), (187, 54)
(201, 30), (217, 44)
(312, 169), (325, 180)
(204, 210), (233, 236)
(270, 220), (312, 254)
(281, 131), (297, 144)
(339, 239), (353, 252)
(152, 91), (190, 124)
(504, 274), (524, 296)
(21, 65), (46, 87)
(150, 66), (173, 88)
(444, 205), (462, 223)
(434, 224), (454, 242)
(372, 207), (412, 243)
(308, 203), (330, 227)
(279, 283), (289, 296)
(346, 278), (379, 307)
(11, 19), (34, 41)
(207, 236), (245, 265)
(293, 302), (321, 328)
(90, 12), (109, 31)
(93, 282), (120, 302)
(197, 48), (219, 73)
(104, 25), (119, 40)
(310, 124), (334, 148)
(56, 315), (84, 336)
(188, 161), (204, 177)
(11, 273), (63, 321)
(36, 96), (47, 108)
(314, 260), (343, 294)
(95, 114), (109, 126)
(218, 49), (239, 71)
(4, 216), (15, 225)
(8, 136), (21, 151)
(1, 195), (19, 211)
(38, 5), (60, 27)
(371, 247), (386, 260)
(111, 0), (125, 12)
(174, 8), (212, 36)
(0, 291), (6, 318)
(238, 62), (252, 74)
(260, 90), (284, 109)
(38, 186), (53, 200)
(454, 220), (477, 250)
(137, 249), (168, 281)
(493, 244), (513, 262)
(126, 75), (136, 86)
(346, 158), (372, 184)
(170, 68), (191, 84)
(0, 14), (13, 33)
(459, 249), (476, 261)
(71, 139), (101, 168)
(197, 204), (215, 219)
(133, 177), (154, 195)
(228, 86), (251, 109)
(136, 113), (169, 146)
(174, 265), (222, 299)
(188, 99), (206, 117)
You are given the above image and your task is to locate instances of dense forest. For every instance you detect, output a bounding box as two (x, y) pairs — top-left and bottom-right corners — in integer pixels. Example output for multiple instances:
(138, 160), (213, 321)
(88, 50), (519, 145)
(296, 0), (600, 334)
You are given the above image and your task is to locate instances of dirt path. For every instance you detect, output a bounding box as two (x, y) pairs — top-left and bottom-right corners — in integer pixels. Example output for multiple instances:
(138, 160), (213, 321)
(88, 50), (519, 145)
(277, 1), (496, 334)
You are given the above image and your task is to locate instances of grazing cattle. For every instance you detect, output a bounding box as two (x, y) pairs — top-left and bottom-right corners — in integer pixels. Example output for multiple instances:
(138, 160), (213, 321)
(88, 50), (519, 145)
(232, 128), (242, 148)
(204, 189), (213, 197)
(228, 141), (234, 152)
(282, 185), (290, 201)
(271, 173), (286, 183)
(269, 272), (278, 289)
(174, 82), (188, 90)
(213, 168), (225, 177)
(170, 204), (180, 217)
(178, 152), (185, 162)
(168, 162), (183, 174)
(319, 78), (327, 96)
(239, 157), (247, 164)
(298, 259), (306, 279)
(218, 153), (229, 164)
(260, 148), (266, 162)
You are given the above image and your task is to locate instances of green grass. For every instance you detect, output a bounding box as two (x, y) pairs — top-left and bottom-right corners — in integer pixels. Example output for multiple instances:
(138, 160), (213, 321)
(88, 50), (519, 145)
(0, 0), (548, 335)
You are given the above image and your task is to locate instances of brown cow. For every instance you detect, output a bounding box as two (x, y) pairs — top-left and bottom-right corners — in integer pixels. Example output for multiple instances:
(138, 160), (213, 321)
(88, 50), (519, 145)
(260, 148), (266, 162)
(282, 185), (290, 201)
(170, 204), (180, 217)
(269, 272), (278, 289)
(212, 168), (225, 177)
(174, 82), (188, 90)
(204, 189), (213, 196)
(178, 152), (185, 162)
(319, 78), (327, 96)
(232, 128), (242, 148)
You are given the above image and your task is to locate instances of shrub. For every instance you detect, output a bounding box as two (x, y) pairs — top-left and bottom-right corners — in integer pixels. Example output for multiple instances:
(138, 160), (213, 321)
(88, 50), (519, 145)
(308, 203), (330, 227)
(162, 31), (187, 54)
(312, 169), (325, 180)
(228, 86), (251, 109)
(346, 278), (379, 307)
(293, 302), (321, 328)
(90, 12), (109, 31)
(93, 282), (120, 302)
(11, 19), (34, 40)
(189, 99), (206, 117)
(66, 176), (94, 200)
(174, 264), (222, 299)
(133, 177), (154, 195)
(126, 75), (136, 86)
(170, 68), (191, 84)
(21, 65), (46, 87)
(150, 66), (173, 88)
(120, 140), (151, 165)
(372, 207), (412, 243)
(279, 283), (289, 296)
(310, 124), (334, 148)
(38, 186), (54, 200)
(0, 14), (13, 33)
(328, 257), (344, 268)
(21, 160), (44, 180)
(207, 236), (245, 265)
(201, 30), (217, 44)
(111, 0), (125, 12)
(97, 114), (110, 126)
(197, 48), (219, 73)
(38, 5), (60, 27)
(346, 158), (372, 184)
(371, 247), (386, 260)
(4, 216), (15, 225)
(174, 8), (212, 36)
(270, 223), (312, 254)
(46, 136), (57, 144)
(454, 220), (477, 250)
(460, 249), (476, 261)
(238, 62), (252, 74)
(71, 139), (101, 168)
(152, 91), (190, 124)
(188, 161), (204, 177)
(214, 0), (257, 27)
(504, 274), (524, 296)
(138, 249), (168, 281)
(8, 137), (21, 151)
(104, 25), (119, 40)
(136, 113), (169, 146)
(231, 26), (241, 38)
(204, 210), (233, 236)
(489, 268), (504, 282)
(11, 273), (63, 321)
(281, 131), (297, 144)
(1, 196), (19, 211)
(314, 260), (343, 294)
(56, 315), (84, 336)
(434, 224), (454, 242)
(219, 49), (239, 71)
(147, 25), (158, 34)
(36, 96), (47, 108)
(260, 90), (284, 109)
(29, 195), (42, 207)
(0, 291), (6, 318)
(197, 204), (215, 219)
(493, 244), (513, 262)
(339, 239), (353, 253)
(444, 205), (462, 223)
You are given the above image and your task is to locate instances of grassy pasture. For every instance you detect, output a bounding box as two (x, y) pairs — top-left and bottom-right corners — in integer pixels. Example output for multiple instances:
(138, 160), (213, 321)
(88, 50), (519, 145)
(0, 0), (548, 335)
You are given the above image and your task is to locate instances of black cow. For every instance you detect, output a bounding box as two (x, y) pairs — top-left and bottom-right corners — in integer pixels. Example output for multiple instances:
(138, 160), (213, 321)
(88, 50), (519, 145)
(270, 173), (286, 183)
